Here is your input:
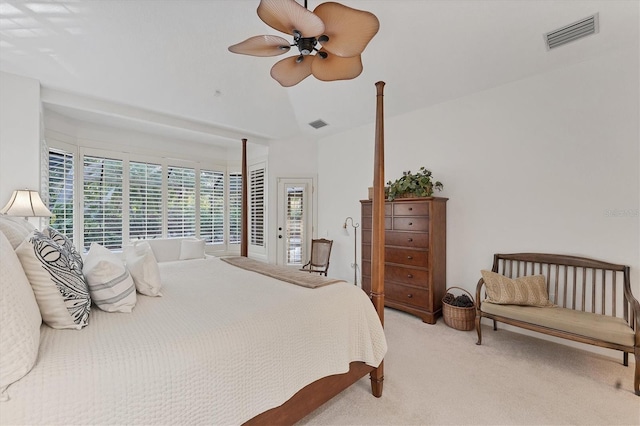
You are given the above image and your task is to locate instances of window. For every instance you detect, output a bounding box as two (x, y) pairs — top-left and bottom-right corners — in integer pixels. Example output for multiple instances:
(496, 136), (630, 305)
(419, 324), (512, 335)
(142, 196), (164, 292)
(200, 170), (224, 244)
(48, 147), (246, 253)
(250, 165), (265, 247)
(286, 186), (304, 264)
(83, 155), (123, 251)
(48, 149), (74, 239)
(228, 172), (242, 245)
(129, 161), (163, 240)
(167, 166), (196, 238)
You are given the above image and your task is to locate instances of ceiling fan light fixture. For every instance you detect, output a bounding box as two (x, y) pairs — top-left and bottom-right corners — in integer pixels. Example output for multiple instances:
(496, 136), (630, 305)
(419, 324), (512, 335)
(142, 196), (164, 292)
(229, 0), (379, 86)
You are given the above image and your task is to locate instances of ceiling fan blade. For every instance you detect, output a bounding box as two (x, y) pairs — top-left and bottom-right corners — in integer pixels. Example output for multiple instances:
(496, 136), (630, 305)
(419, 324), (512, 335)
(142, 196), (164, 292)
(271, 55), (314, 87)
(228, 35), (291, 57)
(257, 0), (325, 37)
(313, 2), (379, 58)
(311, 51), (363, 82)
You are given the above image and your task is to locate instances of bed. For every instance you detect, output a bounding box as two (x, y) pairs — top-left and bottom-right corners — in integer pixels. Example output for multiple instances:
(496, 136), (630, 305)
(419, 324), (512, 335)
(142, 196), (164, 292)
(0, 82), (389, 425)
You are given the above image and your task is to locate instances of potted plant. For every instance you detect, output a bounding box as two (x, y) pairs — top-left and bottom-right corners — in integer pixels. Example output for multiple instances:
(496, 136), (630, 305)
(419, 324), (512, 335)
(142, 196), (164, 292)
(386, 167), (443, 201)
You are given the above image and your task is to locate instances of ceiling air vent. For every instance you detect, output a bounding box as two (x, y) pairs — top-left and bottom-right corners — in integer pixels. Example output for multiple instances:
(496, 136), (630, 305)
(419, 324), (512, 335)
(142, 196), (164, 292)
(544, 13), (599, 50)
(308, 119), (328, 129)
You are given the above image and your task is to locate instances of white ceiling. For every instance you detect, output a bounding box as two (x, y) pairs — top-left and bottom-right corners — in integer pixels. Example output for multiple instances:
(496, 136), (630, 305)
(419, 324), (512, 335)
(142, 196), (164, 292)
(1, 0), (637, 147)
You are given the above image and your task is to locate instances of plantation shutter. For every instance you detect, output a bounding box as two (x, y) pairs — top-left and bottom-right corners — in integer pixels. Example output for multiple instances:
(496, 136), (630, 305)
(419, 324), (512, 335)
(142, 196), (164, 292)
(250, 166), (265, 247)
(129, 161), (163, 240)
(167, 166), (196, 237)
(200, 170), (224, 244)
(228, 172), (242, 245)
(83, 155), (123, 251)
(48, 149), (74, 239)
(286, 186), (304, 264)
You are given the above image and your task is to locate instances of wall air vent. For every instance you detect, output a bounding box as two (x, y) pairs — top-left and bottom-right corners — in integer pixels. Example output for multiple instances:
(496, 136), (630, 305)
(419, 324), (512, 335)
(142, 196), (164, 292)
(544, 13), (599, 50)
(308, 119), (328, 129)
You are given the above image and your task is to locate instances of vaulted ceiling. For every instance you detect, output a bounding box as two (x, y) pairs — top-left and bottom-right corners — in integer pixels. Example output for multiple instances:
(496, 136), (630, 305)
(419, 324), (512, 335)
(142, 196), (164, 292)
(1, 1), (637, 147)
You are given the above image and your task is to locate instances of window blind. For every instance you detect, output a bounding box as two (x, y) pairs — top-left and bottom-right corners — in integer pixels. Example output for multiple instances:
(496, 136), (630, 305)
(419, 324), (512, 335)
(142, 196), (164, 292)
(48, 149), (75, 239)
(228, 172), (242, 245)
(286, 186), (304, 264)
(250, 166), (265, 247)
(200, 170), (224, 244)
(83, 155), (123, 251)
(129, 161), (163, 241)
(167, 166), (196, 238)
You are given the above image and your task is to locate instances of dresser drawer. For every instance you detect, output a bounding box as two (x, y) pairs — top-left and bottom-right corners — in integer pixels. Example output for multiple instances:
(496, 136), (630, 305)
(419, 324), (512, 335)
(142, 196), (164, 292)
(385, 264), (429, 286)
(361, 202), (391, 217)
(363, 245), (428, 268)
(393, 217), (429, 231)
(385, 247), (428, 267)
(385, 231), (428, 248)
(362, 217), (392, 230)
(393, 201), (430, 216)
(386, 281), (429, 309)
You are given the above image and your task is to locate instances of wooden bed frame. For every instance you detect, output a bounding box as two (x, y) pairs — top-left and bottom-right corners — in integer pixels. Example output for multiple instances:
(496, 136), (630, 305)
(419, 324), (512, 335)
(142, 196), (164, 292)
(241, 82), (387, 425)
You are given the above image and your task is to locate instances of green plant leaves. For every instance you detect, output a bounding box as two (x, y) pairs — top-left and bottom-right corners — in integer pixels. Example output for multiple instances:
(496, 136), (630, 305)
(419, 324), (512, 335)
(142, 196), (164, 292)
(386, 167), (443, 201)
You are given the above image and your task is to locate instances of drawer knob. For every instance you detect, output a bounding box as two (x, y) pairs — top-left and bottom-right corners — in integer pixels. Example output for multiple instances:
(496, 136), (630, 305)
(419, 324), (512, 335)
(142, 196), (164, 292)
(407, 238), (413, 242)
(407, 274), (413, 278)
(407, 255), (413, 260)
(408, 207), (413, 211)
(407, 293), (413, 298)
(408, 222), (413, 226)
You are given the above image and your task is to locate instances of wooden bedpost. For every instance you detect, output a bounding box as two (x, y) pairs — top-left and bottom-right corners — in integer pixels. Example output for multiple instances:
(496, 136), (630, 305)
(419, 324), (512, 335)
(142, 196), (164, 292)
(241, 138), (248, 257)
(370, 81), (385, 397)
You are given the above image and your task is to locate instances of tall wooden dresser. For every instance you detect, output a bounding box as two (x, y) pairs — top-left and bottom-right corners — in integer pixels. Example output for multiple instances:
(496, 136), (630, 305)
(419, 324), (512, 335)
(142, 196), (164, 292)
(360, 197), (447, 324)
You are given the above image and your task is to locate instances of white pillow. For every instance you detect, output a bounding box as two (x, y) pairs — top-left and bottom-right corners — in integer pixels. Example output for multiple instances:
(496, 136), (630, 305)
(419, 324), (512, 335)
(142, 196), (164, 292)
(16, 230), (91, 330)
(0, 232), (41, 401)
(0, 216), (34, 249)
(179, 238), (205, 260)
(124, 241), (162, 297)
(83, 243), (137, 313)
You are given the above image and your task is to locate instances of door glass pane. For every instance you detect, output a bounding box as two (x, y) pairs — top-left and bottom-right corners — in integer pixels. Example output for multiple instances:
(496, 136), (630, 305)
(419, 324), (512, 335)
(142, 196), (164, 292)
(286, 186), (304, 264)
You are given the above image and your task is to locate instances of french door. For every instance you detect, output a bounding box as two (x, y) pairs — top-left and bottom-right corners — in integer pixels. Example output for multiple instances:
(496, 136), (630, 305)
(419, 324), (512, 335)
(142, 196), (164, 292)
(276, 178), (313, 267)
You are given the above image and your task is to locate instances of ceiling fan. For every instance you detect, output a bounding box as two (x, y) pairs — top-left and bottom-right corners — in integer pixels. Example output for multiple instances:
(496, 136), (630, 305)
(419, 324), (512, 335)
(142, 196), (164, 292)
(228, 0), (379, 87)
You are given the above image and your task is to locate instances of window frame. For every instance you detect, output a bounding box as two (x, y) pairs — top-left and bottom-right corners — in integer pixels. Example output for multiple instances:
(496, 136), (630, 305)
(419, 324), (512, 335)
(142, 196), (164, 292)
(46, 145), (238, 253)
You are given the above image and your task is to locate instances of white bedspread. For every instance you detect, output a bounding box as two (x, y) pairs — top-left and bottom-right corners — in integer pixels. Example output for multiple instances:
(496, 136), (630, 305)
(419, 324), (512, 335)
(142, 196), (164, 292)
(0, 257), (386, 425)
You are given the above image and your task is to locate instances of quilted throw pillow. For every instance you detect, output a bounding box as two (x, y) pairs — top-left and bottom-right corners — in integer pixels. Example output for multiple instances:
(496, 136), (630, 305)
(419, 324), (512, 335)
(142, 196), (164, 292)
(0, 231), (41, 401)
(44, 226), (83, 270)
(16, 230), (91, 329)
(480, 270), (554, 307)
(0, 216), (35, 249)
(83, 243), (137, 312)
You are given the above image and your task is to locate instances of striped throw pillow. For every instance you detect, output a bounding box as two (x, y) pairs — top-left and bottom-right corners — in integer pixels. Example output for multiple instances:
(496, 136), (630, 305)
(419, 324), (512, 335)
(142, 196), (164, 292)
(83, 243), (136, 313)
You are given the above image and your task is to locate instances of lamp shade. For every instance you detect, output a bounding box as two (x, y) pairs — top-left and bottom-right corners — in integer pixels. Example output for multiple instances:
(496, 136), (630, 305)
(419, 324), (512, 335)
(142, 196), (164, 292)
(0, 190), (53, 218)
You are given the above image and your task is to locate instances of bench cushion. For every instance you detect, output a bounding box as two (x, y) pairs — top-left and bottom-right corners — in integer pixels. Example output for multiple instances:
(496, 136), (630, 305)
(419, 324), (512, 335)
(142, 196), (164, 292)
(481, 302), (634, 347)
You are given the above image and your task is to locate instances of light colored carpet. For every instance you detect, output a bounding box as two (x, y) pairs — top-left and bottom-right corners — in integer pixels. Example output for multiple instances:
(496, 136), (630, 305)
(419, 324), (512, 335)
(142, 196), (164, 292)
(299, 308), (639, 425)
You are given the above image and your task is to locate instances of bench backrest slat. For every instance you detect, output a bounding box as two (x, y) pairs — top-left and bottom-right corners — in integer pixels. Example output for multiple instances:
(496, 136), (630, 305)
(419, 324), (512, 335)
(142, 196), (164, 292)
(491, 253), (631, 325)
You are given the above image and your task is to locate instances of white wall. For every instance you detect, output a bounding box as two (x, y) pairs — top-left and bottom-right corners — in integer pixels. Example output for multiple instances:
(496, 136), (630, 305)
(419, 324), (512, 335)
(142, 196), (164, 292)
(318, 47), (640, 308)
(265, 136), (318, 264)
(0, 72), (41, 205)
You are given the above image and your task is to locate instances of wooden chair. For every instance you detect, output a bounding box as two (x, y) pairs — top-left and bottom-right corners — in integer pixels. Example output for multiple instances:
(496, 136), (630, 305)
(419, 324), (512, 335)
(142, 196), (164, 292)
(299, 238), (333, 276)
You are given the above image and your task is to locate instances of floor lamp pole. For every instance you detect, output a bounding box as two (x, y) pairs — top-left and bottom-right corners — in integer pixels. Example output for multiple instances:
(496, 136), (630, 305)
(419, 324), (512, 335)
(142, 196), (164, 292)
(343, 217), (360, 286)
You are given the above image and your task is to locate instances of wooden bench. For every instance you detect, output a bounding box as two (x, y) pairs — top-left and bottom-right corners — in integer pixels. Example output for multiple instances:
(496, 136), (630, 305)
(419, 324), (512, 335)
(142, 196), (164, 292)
(475, 253), (640, 395)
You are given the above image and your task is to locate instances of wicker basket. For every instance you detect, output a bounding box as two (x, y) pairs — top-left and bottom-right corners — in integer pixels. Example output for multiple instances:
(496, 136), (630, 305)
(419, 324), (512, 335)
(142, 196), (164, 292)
(442, 286), (476, 331)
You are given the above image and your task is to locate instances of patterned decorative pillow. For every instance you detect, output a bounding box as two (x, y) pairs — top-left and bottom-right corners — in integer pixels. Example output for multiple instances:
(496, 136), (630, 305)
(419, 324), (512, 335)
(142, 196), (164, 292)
(480, 270), (554, 307)
(0, 231), (41, 400)
(16, 230), (91, 329)
(44, 226), (83, 270)
(83, 243), (137, 312)
(124, 241), (162, 297)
